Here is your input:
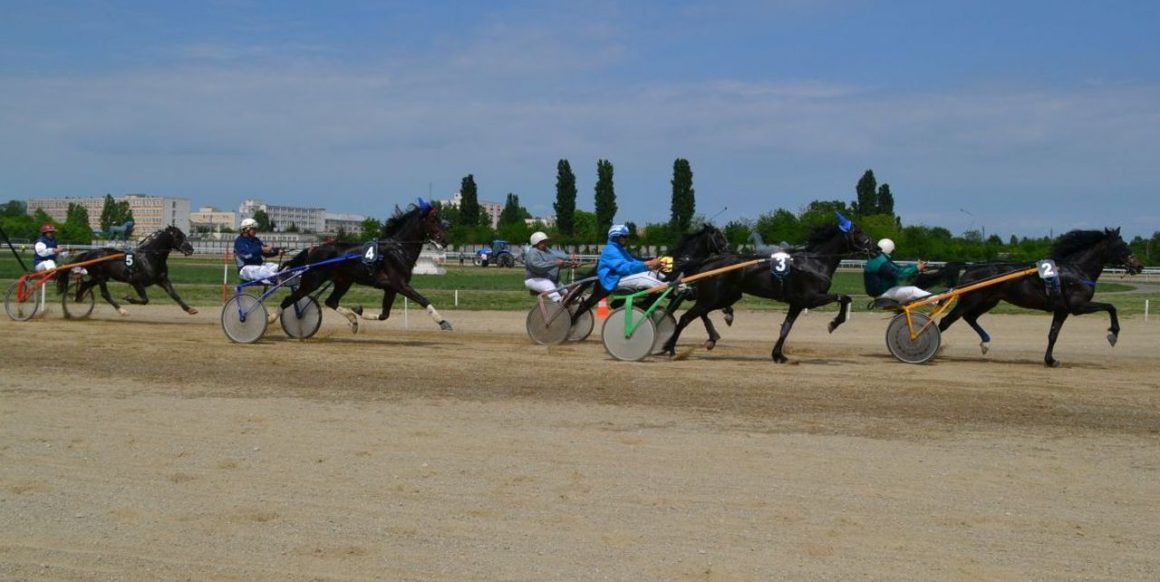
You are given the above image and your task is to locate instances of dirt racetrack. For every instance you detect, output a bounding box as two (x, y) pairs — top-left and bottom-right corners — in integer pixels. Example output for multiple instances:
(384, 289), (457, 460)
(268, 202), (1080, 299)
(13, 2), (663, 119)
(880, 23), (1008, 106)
(2, 303), (1159, 580)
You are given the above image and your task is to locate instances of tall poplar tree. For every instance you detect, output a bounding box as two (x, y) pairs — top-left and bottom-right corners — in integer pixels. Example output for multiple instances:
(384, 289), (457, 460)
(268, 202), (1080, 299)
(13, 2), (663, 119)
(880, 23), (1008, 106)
(669, 158), (696, 235)
(877, 183), (895, 216)
(554, 159), (577, 237)
(459, 174), (481, 227)
(594, 159), (617, 235)
(854, 169), (878, 216)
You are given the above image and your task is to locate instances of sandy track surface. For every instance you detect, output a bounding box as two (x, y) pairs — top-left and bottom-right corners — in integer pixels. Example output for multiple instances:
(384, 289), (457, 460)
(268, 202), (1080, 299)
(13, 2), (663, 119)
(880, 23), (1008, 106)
(2, 304), (1159, 580)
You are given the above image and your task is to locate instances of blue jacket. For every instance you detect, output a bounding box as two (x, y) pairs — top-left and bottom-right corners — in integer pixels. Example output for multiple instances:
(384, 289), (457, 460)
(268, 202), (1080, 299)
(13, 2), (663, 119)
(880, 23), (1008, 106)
(597, 238), (648, 292)
(33, 235), (58, 267)
(234, 235), (276, 267)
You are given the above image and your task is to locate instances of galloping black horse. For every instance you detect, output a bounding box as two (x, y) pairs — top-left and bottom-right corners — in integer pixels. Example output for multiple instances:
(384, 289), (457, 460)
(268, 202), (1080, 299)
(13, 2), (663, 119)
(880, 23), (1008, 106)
(56, 225), (198, 315)
(279, 201), (452, 333)
(569, 223), (733, 336)
(934, 228), (1142, 367)
(661, 214), (877, 362)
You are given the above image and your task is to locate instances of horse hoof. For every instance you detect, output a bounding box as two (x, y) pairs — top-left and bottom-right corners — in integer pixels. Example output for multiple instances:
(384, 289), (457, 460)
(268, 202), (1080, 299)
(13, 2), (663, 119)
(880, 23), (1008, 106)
(1046, 360), (1061, 368)
(723, 313), (734, 326)
(773, 354), (788, 364)
(439, 321), (453, 331)
(980, 341), (990, 355)
(703, 340), (716, 351)
(827, 322), (837, 334)
(118, 308), (129, 316)
(351, 305), (364, 316)
(1107, 333), (1118, 347)
(187, 308), (199, 315)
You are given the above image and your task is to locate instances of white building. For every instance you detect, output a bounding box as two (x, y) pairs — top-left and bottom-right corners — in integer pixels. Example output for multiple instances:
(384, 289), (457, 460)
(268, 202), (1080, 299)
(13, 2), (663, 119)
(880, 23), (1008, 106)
(190, 207), (238, 233)
(324, 212), (367, 235)
(442, 192), (503, 228)
(26, 194), (191, 235)
(239, 199), (326, 233)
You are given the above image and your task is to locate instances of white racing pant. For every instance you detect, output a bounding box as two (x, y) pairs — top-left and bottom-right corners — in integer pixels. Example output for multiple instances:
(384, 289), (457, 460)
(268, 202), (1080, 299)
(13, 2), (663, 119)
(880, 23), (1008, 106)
(239, 263), (281, 283)
(617, 271), (667, 291)
(879, 286), (932, 304)
(525, 278), (563, 302)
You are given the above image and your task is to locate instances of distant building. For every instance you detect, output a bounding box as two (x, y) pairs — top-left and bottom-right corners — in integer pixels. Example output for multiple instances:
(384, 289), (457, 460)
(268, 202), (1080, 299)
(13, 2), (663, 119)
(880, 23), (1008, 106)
(26, 194), (191, 235)
(190, 207), (238, 233)
(239, 199), (326, 233)
(525, 215), (556, 228)
(324, 212), (366, 235)
(442, 192), (503, 228)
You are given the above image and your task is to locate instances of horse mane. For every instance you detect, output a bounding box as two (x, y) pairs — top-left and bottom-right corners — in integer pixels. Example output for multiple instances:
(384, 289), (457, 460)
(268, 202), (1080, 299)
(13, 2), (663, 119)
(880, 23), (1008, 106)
(1049, 229), (1109, 260)
(792, 223), (841, 251)
(670, 224), (718, 255)
(135, 228), (164, 250)
(381, 205), (422, 238)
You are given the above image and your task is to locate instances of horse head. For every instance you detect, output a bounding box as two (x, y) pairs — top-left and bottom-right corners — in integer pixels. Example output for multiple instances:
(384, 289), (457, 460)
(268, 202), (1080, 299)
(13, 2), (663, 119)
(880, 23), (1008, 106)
(164, 225), (195, 256)
(1104, 227), (1143, 275)
(834, 212), (876, 256)
(418, 198), (449, 249)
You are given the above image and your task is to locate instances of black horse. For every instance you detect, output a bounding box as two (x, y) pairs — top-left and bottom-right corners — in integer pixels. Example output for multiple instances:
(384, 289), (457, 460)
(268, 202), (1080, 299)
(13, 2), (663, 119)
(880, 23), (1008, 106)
(279, 202), (452, 333)
(934, 228), (1142, 367)
(57, 225), (198, 315)
(569, 224), (734, 336)
(661, 216), (877, 362)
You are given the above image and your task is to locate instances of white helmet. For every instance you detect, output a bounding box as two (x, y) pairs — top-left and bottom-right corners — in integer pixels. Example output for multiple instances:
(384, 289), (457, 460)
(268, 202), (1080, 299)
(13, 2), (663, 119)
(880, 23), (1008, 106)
(530, 231), (549, 246)
(877, 238), (895, 254)
(240, 218), (258, 230)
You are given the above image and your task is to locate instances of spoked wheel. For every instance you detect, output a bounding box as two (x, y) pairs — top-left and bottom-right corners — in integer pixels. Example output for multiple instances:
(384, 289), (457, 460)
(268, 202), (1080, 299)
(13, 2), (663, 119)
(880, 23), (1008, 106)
(526, 301), (571, 345)
(221, 294), (268, 344)
(885, 312), (941, 364)
(601, 306), (656, 362)
(650, 310), (677, 354)
(566, 305), (594, 343)
(280, 296), (322, 339)
(5, 279), (41, 321)
(61, 281), (96, 320)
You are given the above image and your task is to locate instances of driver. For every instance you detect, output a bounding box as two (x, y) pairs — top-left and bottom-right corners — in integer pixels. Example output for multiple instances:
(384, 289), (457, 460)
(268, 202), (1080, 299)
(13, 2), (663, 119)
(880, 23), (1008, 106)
(863, 238), (931, 304)
(523, 231), (575, 302)
(597, 224), (664, 292)
(33, 224), (66, 272)
(234, 218), (283, 282)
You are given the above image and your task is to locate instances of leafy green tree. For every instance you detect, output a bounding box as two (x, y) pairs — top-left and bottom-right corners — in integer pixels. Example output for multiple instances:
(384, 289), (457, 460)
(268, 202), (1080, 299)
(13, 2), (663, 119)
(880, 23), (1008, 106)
(59, 203), (93, 243)
(1, 200), (26, 217)
(554, 160), (577, 237)
(252, 209), (271, 232)
(572, 209), (598, 243)
(669, 158), (696, 235)
(433, 200), (460, 228)
(723, 219), (753, 250)
(877, 183), (894, 216)
(99, 194), (134, 232)
(594, 160), (617, 236)
(853, 170), (878, 216)
(458, 174), (481, 228)
(359, 217), (383, 241)
(498, 193), (528, 227)
(754, 209), (801, 245)
(284, 222), (300, 233)
(799, 200), (853, 233)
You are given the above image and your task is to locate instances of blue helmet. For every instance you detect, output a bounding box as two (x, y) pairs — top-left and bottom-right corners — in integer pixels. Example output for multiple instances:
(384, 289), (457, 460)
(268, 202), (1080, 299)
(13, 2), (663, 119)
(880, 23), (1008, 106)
(607, 224), (630, 239)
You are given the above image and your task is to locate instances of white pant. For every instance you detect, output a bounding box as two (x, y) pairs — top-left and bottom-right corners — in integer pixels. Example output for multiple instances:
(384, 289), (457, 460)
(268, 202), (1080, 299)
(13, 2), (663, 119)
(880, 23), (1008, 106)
(240, 263), (280, 282)
(525, 278), (563, 302)
(879, 286), (931, 303)
(35, 260), (58, 272)
(618, 271), (666, 291)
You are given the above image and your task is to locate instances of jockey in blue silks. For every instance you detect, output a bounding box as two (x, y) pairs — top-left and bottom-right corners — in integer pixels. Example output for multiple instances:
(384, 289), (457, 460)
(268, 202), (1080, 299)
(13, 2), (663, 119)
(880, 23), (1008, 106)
(597, 224), (664, 292)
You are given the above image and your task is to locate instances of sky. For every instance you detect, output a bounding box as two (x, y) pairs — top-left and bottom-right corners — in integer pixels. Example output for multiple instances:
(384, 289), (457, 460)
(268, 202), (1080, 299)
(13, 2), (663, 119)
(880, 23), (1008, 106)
(2, 0), (1158, 239)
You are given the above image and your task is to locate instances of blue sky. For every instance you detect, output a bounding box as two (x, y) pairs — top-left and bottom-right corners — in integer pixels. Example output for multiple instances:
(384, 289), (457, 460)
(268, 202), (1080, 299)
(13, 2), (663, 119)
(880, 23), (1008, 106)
(2, 0), (1158, 238)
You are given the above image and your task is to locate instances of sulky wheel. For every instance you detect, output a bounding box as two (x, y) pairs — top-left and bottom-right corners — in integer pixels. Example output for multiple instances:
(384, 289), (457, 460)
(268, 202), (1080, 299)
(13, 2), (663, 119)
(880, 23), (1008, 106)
(221, 294), (268, 344)
(566, 305), (594, 342)
(885, 312), (941, 364)
(61, 283), (96, 320)
(601, 306), (656, 362)
(649, 310), (677, 354)
(526, 301), (571, 345)
(280, 296), (322, 339)
(4, 279), (40, 322)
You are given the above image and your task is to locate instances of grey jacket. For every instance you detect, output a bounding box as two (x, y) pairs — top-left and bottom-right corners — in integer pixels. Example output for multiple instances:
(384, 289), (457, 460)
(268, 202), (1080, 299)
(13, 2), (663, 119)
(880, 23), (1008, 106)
(524, 247), (561, 282)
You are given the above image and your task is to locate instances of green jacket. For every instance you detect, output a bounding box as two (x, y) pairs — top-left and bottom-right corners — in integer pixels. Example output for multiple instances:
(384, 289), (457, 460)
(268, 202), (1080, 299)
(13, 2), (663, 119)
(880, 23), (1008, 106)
(863, 253), (918, 297)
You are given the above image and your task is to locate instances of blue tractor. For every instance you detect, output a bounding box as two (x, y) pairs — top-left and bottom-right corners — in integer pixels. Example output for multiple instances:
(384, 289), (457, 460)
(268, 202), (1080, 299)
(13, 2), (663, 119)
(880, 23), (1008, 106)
(473, 239), (516, 267)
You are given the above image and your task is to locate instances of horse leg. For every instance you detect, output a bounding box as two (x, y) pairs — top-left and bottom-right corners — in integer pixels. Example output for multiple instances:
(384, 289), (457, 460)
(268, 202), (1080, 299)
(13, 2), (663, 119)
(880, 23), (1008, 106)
(1069, 301), (1120, 347)
(826, 295), (853, 333)
(389, 281), (451, 330)
(722, 306), (734, 326)
(699, 314), (721, 350)
(1044, 310), (1070, 368)
(97, 280), (128, 316)
(772, 305), (805, 363)
(362, 289), (398, 321)
(321, 279), (358, 333)
(157, 276), (197, 315)
(663, 304), (708, 357)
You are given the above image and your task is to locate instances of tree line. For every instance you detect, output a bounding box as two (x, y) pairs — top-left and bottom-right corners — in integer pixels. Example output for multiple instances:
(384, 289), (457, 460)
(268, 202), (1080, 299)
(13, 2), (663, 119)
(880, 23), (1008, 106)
(0, 195), (134, 243)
